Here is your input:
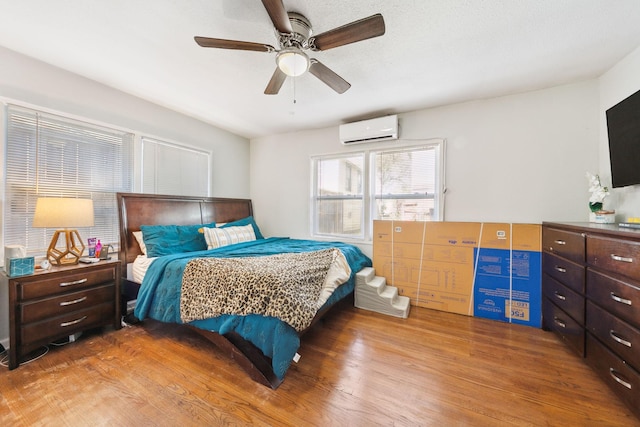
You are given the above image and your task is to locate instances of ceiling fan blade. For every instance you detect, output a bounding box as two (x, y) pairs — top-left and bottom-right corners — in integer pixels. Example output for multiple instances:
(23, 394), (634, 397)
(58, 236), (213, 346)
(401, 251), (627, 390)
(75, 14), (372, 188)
(309, 59), (351, 94)
(310, 14), (385, 51)
(261, 0), (292, 34)
(194, 36), (274, 52)
(264, 67), (287, 95)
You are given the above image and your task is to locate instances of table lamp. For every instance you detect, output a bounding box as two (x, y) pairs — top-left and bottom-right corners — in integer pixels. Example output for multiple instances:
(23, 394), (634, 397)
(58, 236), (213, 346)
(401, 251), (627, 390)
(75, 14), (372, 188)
(33, 197), (95, 265)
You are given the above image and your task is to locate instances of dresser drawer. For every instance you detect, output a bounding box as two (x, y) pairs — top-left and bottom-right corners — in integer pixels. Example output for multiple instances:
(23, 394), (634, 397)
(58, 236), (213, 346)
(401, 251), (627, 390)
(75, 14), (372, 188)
(587, 300), (640, 368)
(542, 275), (584, 323)
(17, 267), (115, 300)
(542, 299), (584, 357)
(542, 227), (585, 264)
(587, 235), (640, 282)
(586, 333), (640, 417)
(20, 284), (115, 324)
(542, 252), (585, 293)
(587, 269), (640, 329)
(21, 302), (115, 346)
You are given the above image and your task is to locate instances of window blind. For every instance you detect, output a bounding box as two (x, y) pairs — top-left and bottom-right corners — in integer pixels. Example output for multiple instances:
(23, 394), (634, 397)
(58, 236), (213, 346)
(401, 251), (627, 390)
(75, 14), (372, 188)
(371, 145), (440, 221)
(141, 137), (210, 196)
(4, 105), (134, 255)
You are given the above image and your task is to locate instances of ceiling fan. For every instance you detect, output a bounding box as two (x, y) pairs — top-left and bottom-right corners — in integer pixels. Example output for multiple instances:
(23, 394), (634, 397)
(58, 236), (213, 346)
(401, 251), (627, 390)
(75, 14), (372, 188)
(194, 0), (385, 95)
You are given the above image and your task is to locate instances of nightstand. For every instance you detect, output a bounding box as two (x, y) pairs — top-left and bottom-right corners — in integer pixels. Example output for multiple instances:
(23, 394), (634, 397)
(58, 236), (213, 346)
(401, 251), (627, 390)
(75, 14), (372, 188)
(2, 259), (121, 369)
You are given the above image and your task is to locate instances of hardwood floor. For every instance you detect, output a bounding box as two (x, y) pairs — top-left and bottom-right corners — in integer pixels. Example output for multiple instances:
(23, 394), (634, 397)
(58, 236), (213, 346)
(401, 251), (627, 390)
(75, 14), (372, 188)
(1, 305), (639, 426)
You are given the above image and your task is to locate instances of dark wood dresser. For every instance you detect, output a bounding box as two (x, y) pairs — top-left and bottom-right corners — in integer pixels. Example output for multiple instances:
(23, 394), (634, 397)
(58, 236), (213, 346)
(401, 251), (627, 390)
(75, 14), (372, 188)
(542, 222), (640, 418)
(3, 259), (121, 369)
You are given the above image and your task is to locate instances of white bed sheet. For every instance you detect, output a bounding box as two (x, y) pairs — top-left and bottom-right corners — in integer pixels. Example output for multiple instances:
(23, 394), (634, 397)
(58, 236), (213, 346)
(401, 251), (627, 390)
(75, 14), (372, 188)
(132, 255), (156, 284)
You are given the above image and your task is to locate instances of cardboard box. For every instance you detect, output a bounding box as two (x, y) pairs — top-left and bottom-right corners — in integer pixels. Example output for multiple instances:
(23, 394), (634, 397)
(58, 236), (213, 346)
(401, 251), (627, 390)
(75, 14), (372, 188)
(472, 224), (541, 327)
(372, 221), (542, 327)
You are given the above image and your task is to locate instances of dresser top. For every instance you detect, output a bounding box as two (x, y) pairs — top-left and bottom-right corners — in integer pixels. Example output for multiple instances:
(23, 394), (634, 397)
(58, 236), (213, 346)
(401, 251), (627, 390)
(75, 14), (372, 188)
(543, 221), (640, 240)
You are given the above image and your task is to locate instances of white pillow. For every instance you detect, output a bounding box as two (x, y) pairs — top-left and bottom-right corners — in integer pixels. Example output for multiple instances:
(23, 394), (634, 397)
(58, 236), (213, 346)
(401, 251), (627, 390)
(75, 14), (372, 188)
(203, 225), (256, 249)
(132, 230), (147, 255)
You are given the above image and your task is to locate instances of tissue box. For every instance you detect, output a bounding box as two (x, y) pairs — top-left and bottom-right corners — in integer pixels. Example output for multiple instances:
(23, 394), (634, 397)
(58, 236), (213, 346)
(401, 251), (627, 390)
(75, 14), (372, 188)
(6, 257), (35, 277)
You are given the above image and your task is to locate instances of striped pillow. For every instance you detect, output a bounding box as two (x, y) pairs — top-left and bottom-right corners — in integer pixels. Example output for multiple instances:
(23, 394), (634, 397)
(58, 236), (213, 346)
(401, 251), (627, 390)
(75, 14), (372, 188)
(202, 225), (256, 250)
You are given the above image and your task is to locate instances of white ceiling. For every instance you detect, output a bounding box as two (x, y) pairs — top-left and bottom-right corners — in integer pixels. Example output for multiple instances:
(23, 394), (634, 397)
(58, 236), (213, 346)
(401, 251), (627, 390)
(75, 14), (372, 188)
(1, 1), (640, 140)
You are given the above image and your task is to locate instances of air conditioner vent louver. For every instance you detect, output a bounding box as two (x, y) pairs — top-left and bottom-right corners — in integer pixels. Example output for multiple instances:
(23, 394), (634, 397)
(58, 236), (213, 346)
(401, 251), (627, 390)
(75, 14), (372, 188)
(339, 115), (398, 145)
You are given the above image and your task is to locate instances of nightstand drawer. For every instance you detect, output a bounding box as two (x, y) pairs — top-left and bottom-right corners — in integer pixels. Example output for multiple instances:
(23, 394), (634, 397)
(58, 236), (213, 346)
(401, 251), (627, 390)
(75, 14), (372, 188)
(5, 260), (121, 369)
(18, 267), (115, 300)
(20, 284), (115, 324)
(21, 302), (115, 346)
(587, 269), (640, 329)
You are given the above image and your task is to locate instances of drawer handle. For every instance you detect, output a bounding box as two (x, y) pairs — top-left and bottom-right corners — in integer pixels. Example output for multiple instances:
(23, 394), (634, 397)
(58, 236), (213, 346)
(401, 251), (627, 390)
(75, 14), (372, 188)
(610, 330), (632, 348)
(610, 292), (633, 306)
(553, 317), (566, 328)
(59, 278), (88, 287)
(59, 296), (88, 307)
(609, 368), (632, 390)
(610, 254), (633, 263)
(554, 266), (567, 273)
(554, 291), (566, 301)
(60, 316), (87, 327)
(554, 240), (566, 245)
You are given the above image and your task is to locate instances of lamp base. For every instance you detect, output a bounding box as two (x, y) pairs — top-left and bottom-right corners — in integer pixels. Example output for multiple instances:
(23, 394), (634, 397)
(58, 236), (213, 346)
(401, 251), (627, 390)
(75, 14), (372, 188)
(46, 229), (86, 266)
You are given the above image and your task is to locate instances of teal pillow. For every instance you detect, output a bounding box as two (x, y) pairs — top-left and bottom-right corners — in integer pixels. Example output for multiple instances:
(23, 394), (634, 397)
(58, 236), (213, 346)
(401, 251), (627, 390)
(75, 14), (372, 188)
(141, 221), (216, 257)
(220, 216), (264, 239)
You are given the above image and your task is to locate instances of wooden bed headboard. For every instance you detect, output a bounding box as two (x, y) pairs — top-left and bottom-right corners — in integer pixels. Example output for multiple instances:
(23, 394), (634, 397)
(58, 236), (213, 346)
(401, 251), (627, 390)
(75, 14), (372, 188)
(116, 192), (253, 269)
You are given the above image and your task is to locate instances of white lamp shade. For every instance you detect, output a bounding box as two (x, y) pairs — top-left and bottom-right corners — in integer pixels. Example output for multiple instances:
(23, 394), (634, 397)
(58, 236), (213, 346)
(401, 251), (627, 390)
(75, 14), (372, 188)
(277, 48), (309, 77)
(33, 197), (95, 228)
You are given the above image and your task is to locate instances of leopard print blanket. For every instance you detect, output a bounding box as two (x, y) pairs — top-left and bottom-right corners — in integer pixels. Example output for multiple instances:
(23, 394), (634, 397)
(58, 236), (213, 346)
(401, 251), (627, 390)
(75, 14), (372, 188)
(179, 248), (341, 331)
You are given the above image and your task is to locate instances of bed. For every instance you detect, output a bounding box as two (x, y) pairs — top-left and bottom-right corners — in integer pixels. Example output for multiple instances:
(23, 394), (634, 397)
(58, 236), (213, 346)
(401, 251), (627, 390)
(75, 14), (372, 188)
(116, 192), (372, 388)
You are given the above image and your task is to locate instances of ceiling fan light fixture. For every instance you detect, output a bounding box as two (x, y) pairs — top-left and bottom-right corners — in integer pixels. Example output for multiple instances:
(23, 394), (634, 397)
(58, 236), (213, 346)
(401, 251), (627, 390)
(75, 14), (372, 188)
(276, 48), (309, 77)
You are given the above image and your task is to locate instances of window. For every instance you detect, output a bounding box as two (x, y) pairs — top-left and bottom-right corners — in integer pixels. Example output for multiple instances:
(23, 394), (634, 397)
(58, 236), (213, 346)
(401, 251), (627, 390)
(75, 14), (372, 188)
(4, 105), (134, 255)
(312, 153), (366, 239)
(141, 137), (210, 196)
(371, 145), (440, 221)
(311, 141), (444, 240)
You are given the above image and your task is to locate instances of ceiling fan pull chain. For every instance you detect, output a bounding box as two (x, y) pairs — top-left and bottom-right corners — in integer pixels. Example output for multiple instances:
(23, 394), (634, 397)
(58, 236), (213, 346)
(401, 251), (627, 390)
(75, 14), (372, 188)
(293, 77), (297, 104)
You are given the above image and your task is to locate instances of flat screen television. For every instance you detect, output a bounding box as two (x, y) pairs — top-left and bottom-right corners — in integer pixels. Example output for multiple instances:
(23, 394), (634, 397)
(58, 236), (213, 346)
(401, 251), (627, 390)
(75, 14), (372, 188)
(607, 88), (640, 188)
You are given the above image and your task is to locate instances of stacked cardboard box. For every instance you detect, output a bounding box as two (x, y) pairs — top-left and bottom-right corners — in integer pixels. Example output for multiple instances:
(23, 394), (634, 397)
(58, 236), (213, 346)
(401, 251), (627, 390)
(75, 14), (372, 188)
(373, 221), (541, 328)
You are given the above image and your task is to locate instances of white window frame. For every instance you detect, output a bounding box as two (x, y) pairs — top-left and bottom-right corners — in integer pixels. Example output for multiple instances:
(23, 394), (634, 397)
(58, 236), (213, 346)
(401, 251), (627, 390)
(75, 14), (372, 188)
(311, 139), (445, 241)
(310, 152), (367, 240)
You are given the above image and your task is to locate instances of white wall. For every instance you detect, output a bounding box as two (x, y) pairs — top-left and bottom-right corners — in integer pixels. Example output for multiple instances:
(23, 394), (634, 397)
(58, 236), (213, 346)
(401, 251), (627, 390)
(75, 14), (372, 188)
(250, 80), (600, 256)
(0, 46), (250, 198)
(598, 45), (640, 219)
(0, 46), (250, 349)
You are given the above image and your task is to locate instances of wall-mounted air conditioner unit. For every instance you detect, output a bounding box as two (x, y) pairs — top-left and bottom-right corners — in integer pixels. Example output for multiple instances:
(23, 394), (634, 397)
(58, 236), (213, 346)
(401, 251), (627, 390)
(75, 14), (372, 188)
(339, 115), (398, 145)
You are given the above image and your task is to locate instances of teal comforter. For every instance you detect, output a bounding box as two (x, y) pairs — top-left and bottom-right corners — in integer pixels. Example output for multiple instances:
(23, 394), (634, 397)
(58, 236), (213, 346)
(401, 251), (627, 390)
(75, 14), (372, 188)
(134, 237), (371, 380)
